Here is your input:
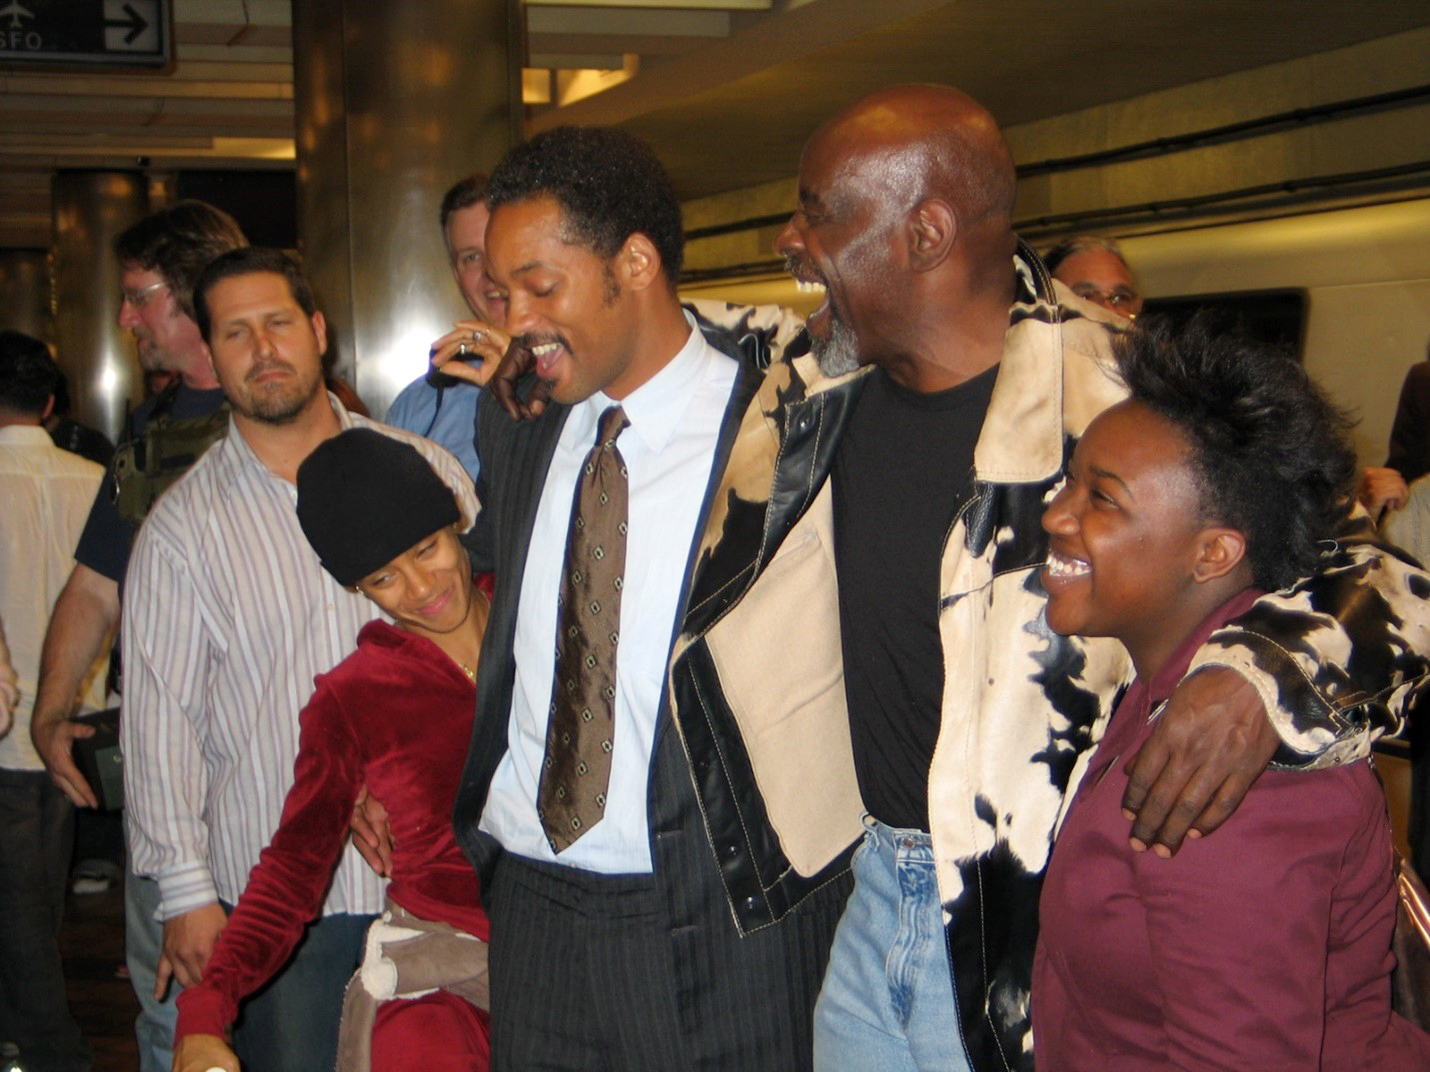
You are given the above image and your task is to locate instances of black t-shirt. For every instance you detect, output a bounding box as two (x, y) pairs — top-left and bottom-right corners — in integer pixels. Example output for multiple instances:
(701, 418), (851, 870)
(832, 363), (998, 831)
(73, 384), (227, 583)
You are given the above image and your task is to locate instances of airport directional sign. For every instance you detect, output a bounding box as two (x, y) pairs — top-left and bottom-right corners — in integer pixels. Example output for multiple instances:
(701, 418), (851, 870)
(0, 0), (169, 69)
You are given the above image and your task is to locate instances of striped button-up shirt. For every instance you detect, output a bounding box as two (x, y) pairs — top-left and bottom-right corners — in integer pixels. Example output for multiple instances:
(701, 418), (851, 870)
(121, 399), (478, 921)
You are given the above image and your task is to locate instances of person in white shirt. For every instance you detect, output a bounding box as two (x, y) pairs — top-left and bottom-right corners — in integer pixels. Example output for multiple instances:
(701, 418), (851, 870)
(28, 201), (245, 1072)
(120, 248), (475, 1072)
(0, 330), (106, 1072)
(0, 620), (17, 731)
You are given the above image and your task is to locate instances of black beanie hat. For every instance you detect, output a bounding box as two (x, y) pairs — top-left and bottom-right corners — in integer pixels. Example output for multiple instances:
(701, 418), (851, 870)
(296, 428), (461, 586)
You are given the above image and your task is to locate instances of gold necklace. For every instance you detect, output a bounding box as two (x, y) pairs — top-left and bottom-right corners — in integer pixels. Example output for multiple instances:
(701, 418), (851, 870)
(458, 661), (476, 683)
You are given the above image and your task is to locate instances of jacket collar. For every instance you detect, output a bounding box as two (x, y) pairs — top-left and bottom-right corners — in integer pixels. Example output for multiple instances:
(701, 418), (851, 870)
(972, 242), (1068, 485)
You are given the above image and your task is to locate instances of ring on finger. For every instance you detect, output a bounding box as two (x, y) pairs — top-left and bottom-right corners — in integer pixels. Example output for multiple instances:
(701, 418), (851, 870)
(458, 341), (469, 356)
(471, 329), (484, 342)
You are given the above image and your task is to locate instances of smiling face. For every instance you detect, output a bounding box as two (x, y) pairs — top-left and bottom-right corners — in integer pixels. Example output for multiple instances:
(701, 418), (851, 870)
(775, 129), (904, 377)
(486, 195), (654, 404)
(444, 201), (507, 325)
(1041, 400), (1246, 677)
(356, 525), (475, 647)
(117, 263), (208, 376)
(203, 271), (327, 425)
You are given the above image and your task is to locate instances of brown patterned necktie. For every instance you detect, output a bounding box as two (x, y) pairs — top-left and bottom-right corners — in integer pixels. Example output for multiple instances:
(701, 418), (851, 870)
(539, 404), (630, 852)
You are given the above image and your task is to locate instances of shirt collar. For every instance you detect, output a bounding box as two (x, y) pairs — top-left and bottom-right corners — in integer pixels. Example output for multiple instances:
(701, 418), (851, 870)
(213, 392), (353, 486)
(584, 311), (713, 457)
(0, 424), (55, 446)
(1146, 587), (1264, 704)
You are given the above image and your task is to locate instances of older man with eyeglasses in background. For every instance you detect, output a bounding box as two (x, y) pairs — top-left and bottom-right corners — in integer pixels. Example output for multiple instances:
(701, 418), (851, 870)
(1043, 234), (1143, 320)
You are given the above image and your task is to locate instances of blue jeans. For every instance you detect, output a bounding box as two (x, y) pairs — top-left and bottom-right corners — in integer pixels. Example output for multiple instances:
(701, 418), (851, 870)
(227, 906), (372, 1072)
(813, 817), (971, 1072)
(125, 869), (177, 1072)
(0, 768), (90, 1072)
(129, 878), (369, 1072)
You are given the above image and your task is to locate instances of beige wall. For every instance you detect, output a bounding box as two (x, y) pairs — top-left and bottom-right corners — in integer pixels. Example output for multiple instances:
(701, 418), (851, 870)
(1005, 27), (1430, 234)
(679, 28), (1430, 466)
(683, 27), (1430, 282)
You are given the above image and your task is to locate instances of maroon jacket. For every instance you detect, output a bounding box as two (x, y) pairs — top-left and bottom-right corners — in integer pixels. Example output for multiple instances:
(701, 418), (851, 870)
(1034, 588), (1430, 1070)
(177, 617), (488, 1039)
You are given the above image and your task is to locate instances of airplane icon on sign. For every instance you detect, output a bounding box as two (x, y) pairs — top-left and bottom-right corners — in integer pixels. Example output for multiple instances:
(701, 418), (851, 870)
(0, 1), (33, 30)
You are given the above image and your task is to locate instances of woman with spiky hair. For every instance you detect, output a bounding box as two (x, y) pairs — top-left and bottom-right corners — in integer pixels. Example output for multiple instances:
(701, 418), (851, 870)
(1034, 317), (1430, 1069)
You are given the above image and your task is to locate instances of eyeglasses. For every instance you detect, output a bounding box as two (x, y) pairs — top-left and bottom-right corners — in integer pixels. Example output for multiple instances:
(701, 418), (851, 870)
(119, 280), (170, 309)
(1071, 283), (1140, 316)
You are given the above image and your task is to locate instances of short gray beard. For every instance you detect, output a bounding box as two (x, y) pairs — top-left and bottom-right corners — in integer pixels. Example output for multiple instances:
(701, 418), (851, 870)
(814, 313), (861, 377)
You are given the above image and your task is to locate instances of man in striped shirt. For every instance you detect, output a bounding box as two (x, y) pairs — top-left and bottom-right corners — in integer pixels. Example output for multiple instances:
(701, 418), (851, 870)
(120, 247), (476, 1072)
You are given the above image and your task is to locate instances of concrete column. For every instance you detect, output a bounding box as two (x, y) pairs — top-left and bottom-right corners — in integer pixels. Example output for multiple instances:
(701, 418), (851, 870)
(292, 0), (519, 415)
(0, 249), (51, 342)
(51, 171), (150, 444)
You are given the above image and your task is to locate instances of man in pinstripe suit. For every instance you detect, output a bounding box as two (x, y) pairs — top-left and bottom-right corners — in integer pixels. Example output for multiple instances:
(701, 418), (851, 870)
(452, 127), (848, 1071)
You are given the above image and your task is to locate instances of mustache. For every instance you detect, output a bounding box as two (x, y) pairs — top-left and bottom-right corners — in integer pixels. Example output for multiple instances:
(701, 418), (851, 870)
(245, 359), (296, 382)
(783, 254), (824, 285)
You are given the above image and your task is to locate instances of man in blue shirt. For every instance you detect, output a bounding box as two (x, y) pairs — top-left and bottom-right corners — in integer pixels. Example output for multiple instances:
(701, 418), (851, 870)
(385, 173), (510, 484)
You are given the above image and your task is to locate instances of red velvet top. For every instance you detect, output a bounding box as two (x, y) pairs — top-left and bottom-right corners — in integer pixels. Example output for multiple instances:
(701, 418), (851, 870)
(1034, 589), (1430, 1070)
(175, 618), (487, 1039)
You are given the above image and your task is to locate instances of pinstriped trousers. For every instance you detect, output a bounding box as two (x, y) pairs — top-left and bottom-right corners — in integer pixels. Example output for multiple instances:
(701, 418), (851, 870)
(483, 686), (851, 1070)
(488, 850), (850, 1072)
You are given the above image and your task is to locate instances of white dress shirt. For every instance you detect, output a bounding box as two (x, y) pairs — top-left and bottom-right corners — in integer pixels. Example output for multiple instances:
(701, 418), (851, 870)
(0, 425), (106, 770)
(481, 317), (737, 872)
(121, 398), (477, 920)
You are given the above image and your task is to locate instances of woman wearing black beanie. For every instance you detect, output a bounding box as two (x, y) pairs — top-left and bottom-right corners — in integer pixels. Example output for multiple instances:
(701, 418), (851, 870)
(174, 429), (492, 1072)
